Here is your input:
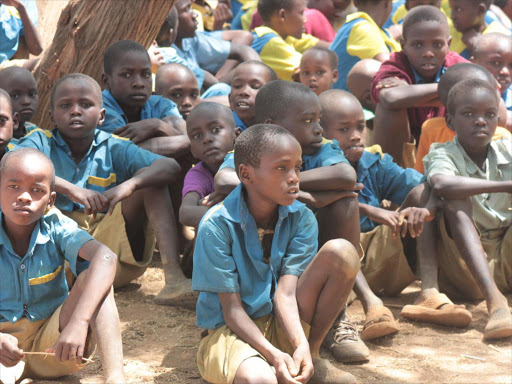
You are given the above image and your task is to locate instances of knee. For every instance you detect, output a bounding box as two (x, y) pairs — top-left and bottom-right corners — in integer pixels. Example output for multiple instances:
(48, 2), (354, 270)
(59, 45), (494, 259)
(319, 239), (360, 278)
(442, 197), (472, 216)
(234, 359), (277, 384)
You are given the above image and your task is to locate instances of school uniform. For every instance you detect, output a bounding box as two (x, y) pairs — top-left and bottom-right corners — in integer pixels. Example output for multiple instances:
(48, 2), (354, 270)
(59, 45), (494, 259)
(330, 12), (401, 91)
(14, 128), (164, 287)
(193, 184), (317, 383)
(424, 137), (512, 299)
(502, 85), (512, 112)
(251, 26), (319, 81)
(0, 211), (95, 380)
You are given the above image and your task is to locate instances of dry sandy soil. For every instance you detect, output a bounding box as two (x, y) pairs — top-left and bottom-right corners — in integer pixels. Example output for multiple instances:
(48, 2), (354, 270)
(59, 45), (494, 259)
(43, 254), (512, 384)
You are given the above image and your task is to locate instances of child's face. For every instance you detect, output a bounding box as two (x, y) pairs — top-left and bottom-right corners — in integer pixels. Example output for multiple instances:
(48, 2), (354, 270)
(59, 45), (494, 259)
(176, 0), (198, 39)
(447, 88), (499, 153)
(103, 51), (153, 111)
(472, 39), (512, 93)
(406, 0), (441, 10)
(0, 156), (55, 229)
(402, 20), (450, 82)
(50, 79), (105, 142)
(0, 96), (15, 153)
(321, 101), (366, 165)
(273, 94), (323, 156)
(449, 0), (485, 32)
(229, 64), (273, 125)
(299, 51), (338, 96)
(283, 0), (307, 39)
(242, 135), (302, 207)
(308, 0), (351, 22)
(158, 72), (200, 120)
(187, 110), (239, 172)
(2, 72), (38, 123)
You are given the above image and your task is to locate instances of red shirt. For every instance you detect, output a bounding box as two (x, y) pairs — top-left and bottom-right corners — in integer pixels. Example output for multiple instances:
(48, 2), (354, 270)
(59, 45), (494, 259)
(371, 51), (467, 141)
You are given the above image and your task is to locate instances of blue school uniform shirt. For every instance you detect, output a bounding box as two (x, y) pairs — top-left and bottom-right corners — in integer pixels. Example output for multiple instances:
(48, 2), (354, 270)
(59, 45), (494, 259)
(14, 128), (163, 212)
(159, 46), (206, 89)
(503, 85), (512, 111)
(0, 0), (38, 64)
(356, 147), (425, 233)
(219, 138), (349, 172)
(172, 31), (231, 75)
(100, 89), (181, 134)
(233, 110), (248, 131)
(0, 210), (94, 323)
(192, 184), (318, 329)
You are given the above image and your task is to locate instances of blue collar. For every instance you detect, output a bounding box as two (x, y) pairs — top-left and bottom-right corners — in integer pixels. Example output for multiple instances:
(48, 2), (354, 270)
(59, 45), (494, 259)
(0, 212), (50, 257)
(52, 129), (111, 157)
(233, 110), (248, 131)
(411, 65), (446, 84)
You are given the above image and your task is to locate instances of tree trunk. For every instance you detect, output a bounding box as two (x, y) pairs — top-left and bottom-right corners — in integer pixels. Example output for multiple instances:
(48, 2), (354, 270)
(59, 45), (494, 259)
(33, 0), (175, 129)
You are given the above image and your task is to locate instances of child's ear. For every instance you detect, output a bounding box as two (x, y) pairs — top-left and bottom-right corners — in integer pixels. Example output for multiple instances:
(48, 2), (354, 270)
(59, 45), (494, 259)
(12, 112), (19, 132)
(264, 118), (273, 124)
(332, 69), (339, 84)
(278, 8), (286, 21)
(400, 38), (405, 50)
(97, 108), (106, 127)
(47, 191), (56, 211)
(101, 73), (110, 90)
(446, 113), (455, 131)
(234, 127), (242, 138)
(238, 164), (252, 184)
(48, 108), (56, 128)
(478, 3), (486, 16)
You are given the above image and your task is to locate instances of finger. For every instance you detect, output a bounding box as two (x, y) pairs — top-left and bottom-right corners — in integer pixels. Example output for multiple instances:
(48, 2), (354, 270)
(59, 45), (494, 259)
(98, 193), (109, 209)
(76, 344), (84, 365)
(0, 355), (18, 367)
(68, 344), (78, 362)
(82, 200), (91, 215)
(339, 191), (358, 199)
(54, 342), (64, 361)
(113, 125), (128, 135)
(285, 355), (298, 377)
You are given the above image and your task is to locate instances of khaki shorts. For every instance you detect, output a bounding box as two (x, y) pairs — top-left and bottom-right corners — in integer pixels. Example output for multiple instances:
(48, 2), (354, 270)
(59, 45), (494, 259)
(360, 224), (416, 296)
(0, 304), (95, 382)
(64, 203), (156, 288)
(197, 314), (311, 384)
(438, 216), (512, 300)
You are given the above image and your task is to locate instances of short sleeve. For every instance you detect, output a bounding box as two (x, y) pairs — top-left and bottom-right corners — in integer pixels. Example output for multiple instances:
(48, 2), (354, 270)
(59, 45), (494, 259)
(192, 218), (240, 292)
(423, 143), (460, 183)
(218, 152), (235, 171)
(182, 164), (214, 199)
(154, 96), (181, 119)
(101, 108), (126, 134)
(14, 129), (51, 155)
(347, 21), (389, 60)
(111, 139), (164, 182)
(377, 154), (424, 205)
(281, 208), (318, 276)
(194, 32), (231, 74)
(259, 36), (302, 81)
(287, 33), (320, 53)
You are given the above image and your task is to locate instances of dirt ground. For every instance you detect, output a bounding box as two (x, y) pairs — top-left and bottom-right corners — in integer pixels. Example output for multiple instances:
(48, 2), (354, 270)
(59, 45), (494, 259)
(46, 254), (512, 384)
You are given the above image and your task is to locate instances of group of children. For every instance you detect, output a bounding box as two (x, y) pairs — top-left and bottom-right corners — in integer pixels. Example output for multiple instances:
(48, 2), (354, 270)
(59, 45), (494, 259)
(0, 0), (511, 383)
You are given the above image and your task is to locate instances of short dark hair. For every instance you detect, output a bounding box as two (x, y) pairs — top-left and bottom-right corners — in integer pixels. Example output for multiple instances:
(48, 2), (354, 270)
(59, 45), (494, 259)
(258, 0), (294, 22)
(234, 124), (297, 177)
(164, 6), (179, 31)
(255, 80), (317, 123)
(438, 63), (496, 105)
(50, 73), (102, 110)
(233, 60), (278, 82)
(447, 78), (498, 115)
(302, 47), (338, 70)
(186, 102), (235, 131)
(493, 0), (507, 8)
(0, 89), (13, 115)
(402, 5), (448, 39)
(472, 33), (512, 59)
(155, 63), (197, 94)
(1, 148), (56, 191)
(103, 40), (150, 74)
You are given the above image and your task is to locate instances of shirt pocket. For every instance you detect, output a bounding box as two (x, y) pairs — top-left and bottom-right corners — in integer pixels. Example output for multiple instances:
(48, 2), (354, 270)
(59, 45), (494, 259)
(29, 265), (63, 286)
(28, 264), (67, 314)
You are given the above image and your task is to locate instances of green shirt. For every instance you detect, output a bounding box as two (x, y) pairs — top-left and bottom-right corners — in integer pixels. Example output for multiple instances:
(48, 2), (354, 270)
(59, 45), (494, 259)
(424, 137), (512, 232)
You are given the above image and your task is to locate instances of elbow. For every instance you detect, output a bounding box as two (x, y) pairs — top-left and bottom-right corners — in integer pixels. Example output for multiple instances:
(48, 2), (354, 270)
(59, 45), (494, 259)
(164, 158), (182, 182)
(336, 164), (357, 188)
(178, 205), (192, 227)
(430, 176), (449, 198)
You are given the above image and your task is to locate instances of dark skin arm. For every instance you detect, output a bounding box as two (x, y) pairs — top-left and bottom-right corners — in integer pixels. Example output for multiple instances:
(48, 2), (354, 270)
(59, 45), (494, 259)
(219, 292), (302, 384)
(431, 174), (512, 200)
(179, 192), (209, 227)
(203, 70), (219, 90)
(377, 81), (441, 110)
(4, 0), (42, 55)
(299, 163), (357, 191)
(216, 44), (261, 83)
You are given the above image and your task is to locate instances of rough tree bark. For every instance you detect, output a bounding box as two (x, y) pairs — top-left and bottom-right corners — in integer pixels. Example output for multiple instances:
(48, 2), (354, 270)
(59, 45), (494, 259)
(33, 0), (175, 129)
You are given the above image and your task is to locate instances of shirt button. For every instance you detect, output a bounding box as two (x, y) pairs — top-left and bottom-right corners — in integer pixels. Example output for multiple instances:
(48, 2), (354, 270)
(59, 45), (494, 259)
(20, 264), (26, 270)
(23, 304), (28, 310)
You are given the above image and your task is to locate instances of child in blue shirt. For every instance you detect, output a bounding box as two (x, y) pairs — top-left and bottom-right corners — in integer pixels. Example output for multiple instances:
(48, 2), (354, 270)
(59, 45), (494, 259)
(0, 148), (125, 383)
(15, 74), (190, 305)
(193, 124), (360, 384)
(0, 89), (15, 159)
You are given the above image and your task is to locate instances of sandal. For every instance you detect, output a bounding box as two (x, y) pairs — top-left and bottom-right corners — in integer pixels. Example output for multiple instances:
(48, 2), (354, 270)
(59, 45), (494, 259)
(484, 307), (512, 340)
(401, 292), (472, 327)
(360, 305), (399, 340)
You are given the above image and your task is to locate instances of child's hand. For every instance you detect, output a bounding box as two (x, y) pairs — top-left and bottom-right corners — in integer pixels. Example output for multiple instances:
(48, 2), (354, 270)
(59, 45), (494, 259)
(0, 333), (24, 367)
(46, 320), (88, 364)
(270, 350), (302, 384)
(68, 186), (108, 215)
(375, 77), (407, 90)
(102, 181), (136, 216)
(148, 42), (165, 73)
(213, 2), (233, 30)
(367, 207), (402, 237)
(292, 342), (314, 383)
(202, 191), (227, 207)
(398, 207), (435, 238)
(114, 119), (169, 144)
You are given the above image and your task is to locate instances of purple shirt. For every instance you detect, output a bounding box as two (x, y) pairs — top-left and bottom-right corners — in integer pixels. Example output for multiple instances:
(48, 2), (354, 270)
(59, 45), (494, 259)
(182, 161), (215, 199)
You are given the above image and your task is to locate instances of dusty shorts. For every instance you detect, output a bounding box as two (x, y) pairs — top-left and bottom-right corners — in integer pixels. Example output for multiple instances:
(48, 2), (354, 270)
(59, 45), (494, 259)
(197, 314), (311, 384)
(64, 203), (156, 288)
(360, 224), (417, 296)
(438, 215), (512, 300)
(0, 304), (95, 382)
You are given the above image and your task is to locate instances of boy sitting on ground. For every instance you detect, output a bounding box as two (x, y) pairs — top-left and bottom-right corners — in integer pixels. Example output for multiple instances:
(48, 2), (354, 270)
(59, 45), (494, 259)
(402, 78), (512, 340)
(330, 0), (400, 91)
(193, 124), (360, 384)
(251, 0), (329, 82)
(0, 90), (15, 159)
(449, 0), (510, 59)
(15, 74), (189, 305)
(415, 63), (511, 174)
(319, 89), (436, 360)
(0, 149), (125, 383)
(228, 60), (278, 132)
(371, 5), (467, 167)
(155, 63), (201, 121)
(0, 66), (38, 142)
(471, 33), (512, 130)
(299, 47), (339, 96)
